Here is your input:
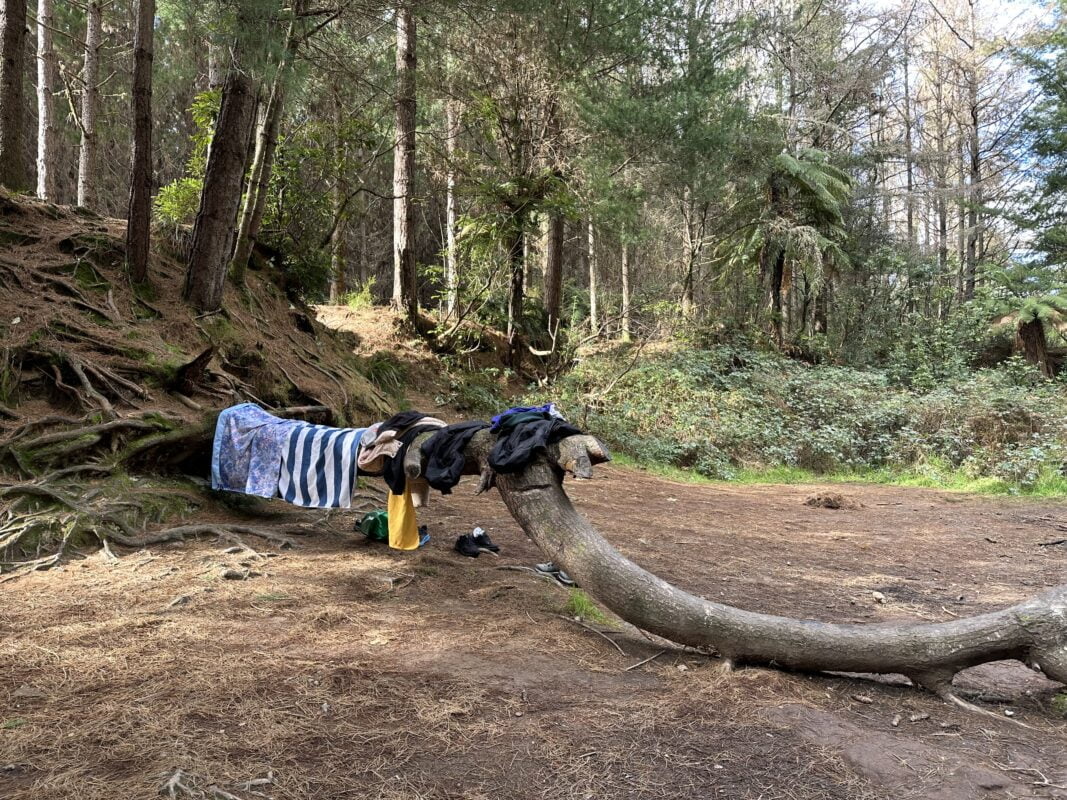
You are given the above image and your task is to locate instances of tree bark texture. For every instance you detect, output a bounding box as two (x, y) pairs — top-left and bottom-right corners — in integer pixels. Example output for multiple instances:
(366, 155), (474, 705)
(963, 0), (981, 302)
(587, 219), (598, 334)
(444, 97), (459, 318)
(903, 41), (914, 246)
(207, 43), (224, 91)
(392, 2), (417, 318)
(329, 85), (346, 302)
(125, 0), (155, 284)
(1018, 319), (1053, 379)
(543, 213), (564, 333)
(505, 215), (524, 365)
(77, 0), (102, 208)
(232, 13), (298, 281)
(442, 432), (1067, 704)
(620, 240), (631, 342)
(0, 0), (27, 191)
(183, 70), (256, 312)
(35, 0), (55, 200)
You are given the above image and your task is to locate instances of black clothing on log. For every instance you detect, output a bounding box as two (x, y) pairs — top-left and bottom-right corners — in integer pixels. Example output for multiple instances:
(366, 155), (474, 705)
(488, 412), (582, 474)
(383, 424), (442, 496)
(420, 420), (490, 494)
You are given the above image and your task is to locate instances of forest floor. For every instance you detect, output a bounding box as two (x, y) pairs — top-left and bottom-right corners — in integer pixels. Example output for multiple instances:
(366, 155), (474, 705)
(3, 467), (1066, 799)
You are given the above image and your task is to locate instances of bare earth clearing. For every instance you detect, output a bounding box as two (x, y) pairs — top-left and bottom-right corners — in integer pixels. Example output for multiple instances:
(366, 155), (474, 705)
(3, 468), (1066, 799)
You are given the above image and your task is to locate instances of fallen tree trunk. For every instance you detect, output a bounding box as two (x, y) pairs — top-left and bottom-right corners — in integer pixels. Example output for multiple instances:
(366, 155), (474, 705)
(448, 431), (1067, 708)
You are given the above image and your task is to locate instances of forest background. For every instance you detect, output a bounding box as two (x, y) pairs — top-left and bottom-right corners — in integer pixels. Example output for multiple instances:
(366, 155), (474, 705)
(2, 0), (1067, 494)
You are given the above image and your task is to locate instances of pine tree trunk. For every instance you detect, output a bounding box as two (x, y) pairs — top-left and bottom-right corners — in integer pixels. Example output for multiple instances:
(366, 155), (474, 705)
(328, 87), (346, 303)
(587, 219), (598, 335)
(183, 70), (256, 312)
(964, 79), (980, 301)
(931, 48), (949, 316)
(414, 433), (1067, 699)
(392, 1), (417, 319)
(903, 41), (914, 246)
(963, 0), (981, 301)
(232, 13), (299, 281)
(680, 189), (695, 318)
(444, 97), (459, 317)
(355, 168), (367, 286)
(125, 0), (154, 284)
(620, 239), (631, 342)
(876, 83), (891, 228)
(0, 0), (28, 191)
(77, 0), (102, 208)
(956, 132), (966, 302)
(543, 213), (564, 333)
(505, 214), (525, 365)
(35, 0), (55, 200)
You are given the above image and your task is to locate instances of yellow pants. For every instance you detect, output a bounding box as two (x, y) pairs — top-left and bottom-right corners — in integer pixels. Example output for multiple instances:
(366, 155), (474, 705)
(387, 486), (420, 550)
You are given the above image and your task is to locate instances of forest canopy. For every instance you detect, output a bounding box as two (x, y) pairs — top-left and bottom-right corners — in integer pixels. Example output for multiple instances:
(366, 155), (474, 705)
(0, 0), (1065, 375)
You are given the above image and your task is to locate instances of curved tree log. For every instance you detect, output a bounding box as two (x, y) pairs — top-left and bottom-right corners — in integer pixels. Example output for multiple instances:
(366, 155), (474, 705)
(442, 431), (1067, 706)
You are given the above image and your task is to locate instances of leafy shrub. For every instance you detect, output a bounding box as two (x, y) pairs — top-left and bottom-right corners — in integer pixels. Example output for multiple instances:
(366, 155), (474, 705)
(343, 278), (377, 310)
(153, 177), (202, 227)
(542, 343), (1067, 490)
(435, 365), (507, 418)
(152, 90), (220, 227)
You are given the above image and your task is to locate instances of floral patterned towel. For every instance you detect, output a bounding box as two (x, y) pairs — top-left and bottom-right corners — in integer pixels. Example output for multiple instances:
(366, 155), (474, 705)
(211, 403), (303, 498)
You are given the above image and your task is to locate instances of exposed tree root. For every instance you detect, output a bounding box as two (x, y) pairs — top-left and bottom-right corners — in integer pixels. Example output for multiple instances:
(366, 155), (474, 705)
(102, 523), (306, 550)
(938, 689), (1038, 730)
(6, 345), (164, 419)
(0, 413), (175, 475)
(170, 347), (215, 395)
(1, 413), (90, 444)
(0, 473), (311, 580)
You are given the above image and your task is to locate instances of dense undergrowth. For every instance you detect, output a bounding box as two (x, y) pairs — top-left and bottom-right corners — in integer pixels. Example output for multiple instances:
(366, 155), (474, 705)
(551, 344), (1067, 494)
(442, 342), (1067, 496)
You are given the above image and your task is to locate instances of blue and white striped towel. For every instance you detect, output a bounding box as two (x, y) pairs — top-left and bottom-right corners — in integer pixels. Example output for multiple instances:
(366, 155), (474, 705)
(278, 423), (367, 508)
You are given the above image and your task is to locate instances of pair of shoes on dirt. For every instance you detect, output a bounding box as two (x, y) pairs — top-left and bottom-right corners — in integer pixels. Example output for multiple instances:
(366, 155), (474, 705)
(454, 528), (500, 558)
(418, 525), (430, 548)
(534, 562), (575, 587)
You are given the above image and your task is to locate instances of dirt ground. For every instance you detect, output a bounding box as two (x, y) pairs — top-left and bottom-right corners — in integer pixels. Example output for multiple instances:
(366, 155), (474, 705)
(2, 468), (1067, 800)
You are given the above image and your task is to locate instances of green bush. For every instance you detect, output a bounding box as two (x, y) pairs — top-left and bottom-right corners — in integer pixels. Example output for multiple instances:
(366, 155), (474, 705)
(436, 365), (508, 418)
(152, 90), (220, 227)
(541, 343), (1067, 492)
(342, 278), (377, 310)
(153, 177), (202, 226)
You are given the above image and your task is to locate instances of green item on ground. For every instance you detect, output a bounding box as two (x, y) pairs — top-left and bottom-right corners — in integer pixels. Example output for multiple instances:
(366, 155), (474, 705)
(359, 510), (389, 541)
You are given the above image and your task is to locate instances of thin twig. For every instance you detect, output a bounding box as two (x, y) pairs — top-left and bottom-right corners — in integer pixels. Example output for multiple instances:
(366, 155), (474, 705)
(555, 614), (627, 656)
(624, 649), (666, 672)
